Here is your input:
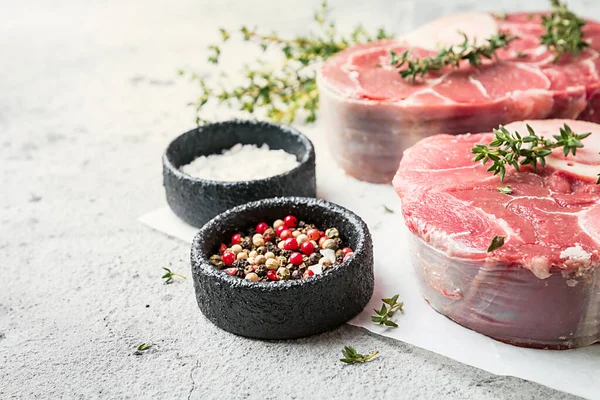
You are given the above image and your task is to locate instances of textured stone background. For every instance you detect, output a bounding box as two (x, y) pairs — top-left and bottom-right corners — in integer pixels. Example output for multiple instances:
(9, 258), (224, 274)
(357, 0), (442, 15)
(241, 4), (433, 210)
(2, 0), (597, 398)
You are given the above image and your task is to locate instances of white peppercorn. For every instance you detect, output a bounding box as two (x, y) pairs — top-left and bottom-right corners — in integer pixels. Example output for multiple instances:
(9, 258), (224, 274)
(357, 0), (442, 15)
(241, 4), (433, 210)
(252, 233), (265, 247)
(265, 258), (279, 270)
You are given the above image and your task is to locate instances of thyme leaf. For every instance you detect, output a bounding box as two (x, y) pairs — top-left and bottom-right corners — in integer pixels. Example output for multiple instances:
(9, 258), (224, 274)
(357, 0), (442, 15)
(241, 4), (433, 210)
(339, 346), (379, 364)
(390, 32), (516, 82)
(471, 123), (591, 181)
(541, 0), (588, 62)
(371, 294), (404, 328)
(497, 185), (513, 195)
(383, 205), (395, 214)
(136, 343), (152, 352)
(487, 235), (506, 252)
(181, 1), (392, 125)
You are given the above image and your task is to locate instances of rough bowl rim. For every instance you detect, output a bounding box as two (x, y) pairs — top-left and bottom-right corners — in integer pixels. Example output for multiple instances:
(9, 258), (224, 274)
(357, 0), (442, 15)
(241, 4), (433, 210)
(191, 196), (370, 290)
(163, 119), (315, 187)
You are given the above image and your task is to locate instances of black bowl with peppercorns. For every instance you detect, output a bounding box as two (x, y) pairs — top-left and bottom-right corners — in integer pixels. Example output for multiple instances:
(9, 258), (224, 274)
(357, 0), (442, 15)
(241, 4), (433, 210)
(163, 120), (316, 228)
(191, 197), (374, 340)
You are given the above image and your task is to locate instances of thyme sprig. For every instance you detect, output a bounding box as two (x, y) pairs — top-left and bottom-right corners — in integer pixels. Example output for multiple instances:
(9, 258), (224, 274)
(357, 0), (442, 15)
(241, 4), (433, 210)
(339, 346), (379, 364)
(162, 267), (186, 284)
(371, 294), (404, 328)
(541, 0), (588, 62)
(390, 32), (516, 81)
(471, 123), (591, 181)
(181, 1), (392, 125)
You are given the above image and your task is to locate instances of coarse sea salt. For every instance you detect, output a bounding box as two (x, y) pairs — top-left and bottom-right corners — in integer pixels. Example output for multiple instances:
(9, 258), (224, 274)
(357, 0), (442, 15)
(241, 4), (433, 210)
(180, 143), (299, 182)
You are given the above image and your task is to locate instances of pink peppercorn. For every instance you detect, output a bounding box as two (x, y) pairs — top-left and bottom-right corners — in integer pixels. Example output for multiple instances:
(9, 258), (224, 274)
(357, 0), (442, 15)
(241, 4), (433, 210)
(267, 270), (279, 281)
(231, 234), (242, 245)
(289, 252), (303, 265)
(284, 215), (298, 228)
(256, 222), (269, 235)
(222, 252), (235, 266)
(300, 241), (315, 255)
(284, 238), (299, 251)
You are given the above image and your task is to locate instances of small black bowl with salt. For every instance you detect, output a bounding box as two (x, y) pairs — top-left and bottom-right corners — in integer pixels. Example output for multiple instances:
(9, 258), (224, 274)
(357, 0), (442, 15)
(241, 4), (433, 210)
(163, 120), (316, 228)
(191, 197), (374, 340)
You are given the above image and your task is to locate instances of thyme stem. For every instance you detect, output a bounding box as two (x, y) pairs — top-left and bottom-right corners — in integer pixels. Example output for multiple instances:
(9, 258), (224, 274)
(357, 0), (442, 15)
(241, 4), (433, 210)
(390, 32), (516, 81)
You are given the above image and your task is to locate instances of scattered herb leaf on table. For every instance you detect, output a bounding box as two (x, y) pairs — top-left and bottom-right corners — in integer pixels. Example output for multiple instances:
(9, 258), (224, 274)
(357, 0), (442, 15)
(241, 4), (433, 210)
(372, 294), (404, 328)
(339, 346), (379, 364)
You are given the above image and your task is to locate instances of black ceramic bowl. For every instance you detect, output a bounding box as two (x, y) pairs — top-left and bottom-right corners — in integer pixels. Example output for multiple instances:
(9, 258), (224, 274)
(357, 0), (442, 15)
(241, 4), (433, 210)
(191, 197), (374, 339)
(163, 120), (316, 228)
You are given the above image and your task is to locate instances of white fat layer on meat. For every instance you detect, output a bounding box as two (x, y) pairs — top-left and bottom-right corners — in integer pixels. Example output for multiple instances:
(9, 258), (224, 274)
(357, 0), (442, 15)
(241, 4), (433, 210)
(472, 207), (522, 242)
(409, 164), (478, 173)
(560, 245), (592, 270)
(403, 87), (455, 105)
(578, 206), (600, 246)
(468, 76), (490, 98)
(529, 256), (552, 279)
(416, 222), (486, 257)
(512, 62), (552, 88)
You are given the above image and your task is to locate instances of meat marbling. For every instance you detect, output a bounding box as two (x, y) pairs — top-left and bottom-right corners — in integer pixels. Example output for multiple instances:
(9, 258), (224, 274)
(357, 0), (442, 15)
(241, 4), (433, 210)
(318, 12), (600, 183)
(393, 119), (600, 349)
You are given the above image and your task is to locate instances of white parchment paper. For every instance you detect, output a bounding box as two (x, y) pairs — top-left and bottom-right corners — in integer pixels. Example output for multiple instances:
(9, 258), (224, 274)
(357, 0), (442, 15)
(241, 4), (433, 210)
(140, 125), (600, 400)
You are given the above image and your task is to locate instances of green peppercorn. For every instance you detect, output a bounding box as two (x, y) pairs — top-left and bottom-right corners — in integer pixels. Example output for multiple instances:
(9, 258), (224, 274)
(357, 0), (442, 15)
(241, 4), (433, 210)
(276, 266), (290, 280)
(276, 256), (287, 266)
(209, 254), (224, 269)
(325, 228), (339, 238)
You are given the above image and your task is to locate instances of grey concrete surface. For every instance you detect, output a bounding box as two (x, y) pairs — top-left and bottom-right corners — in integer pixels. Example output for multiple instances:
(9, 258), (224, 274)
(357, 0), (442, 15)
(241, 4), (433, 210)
(1, 0), (595, 398)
